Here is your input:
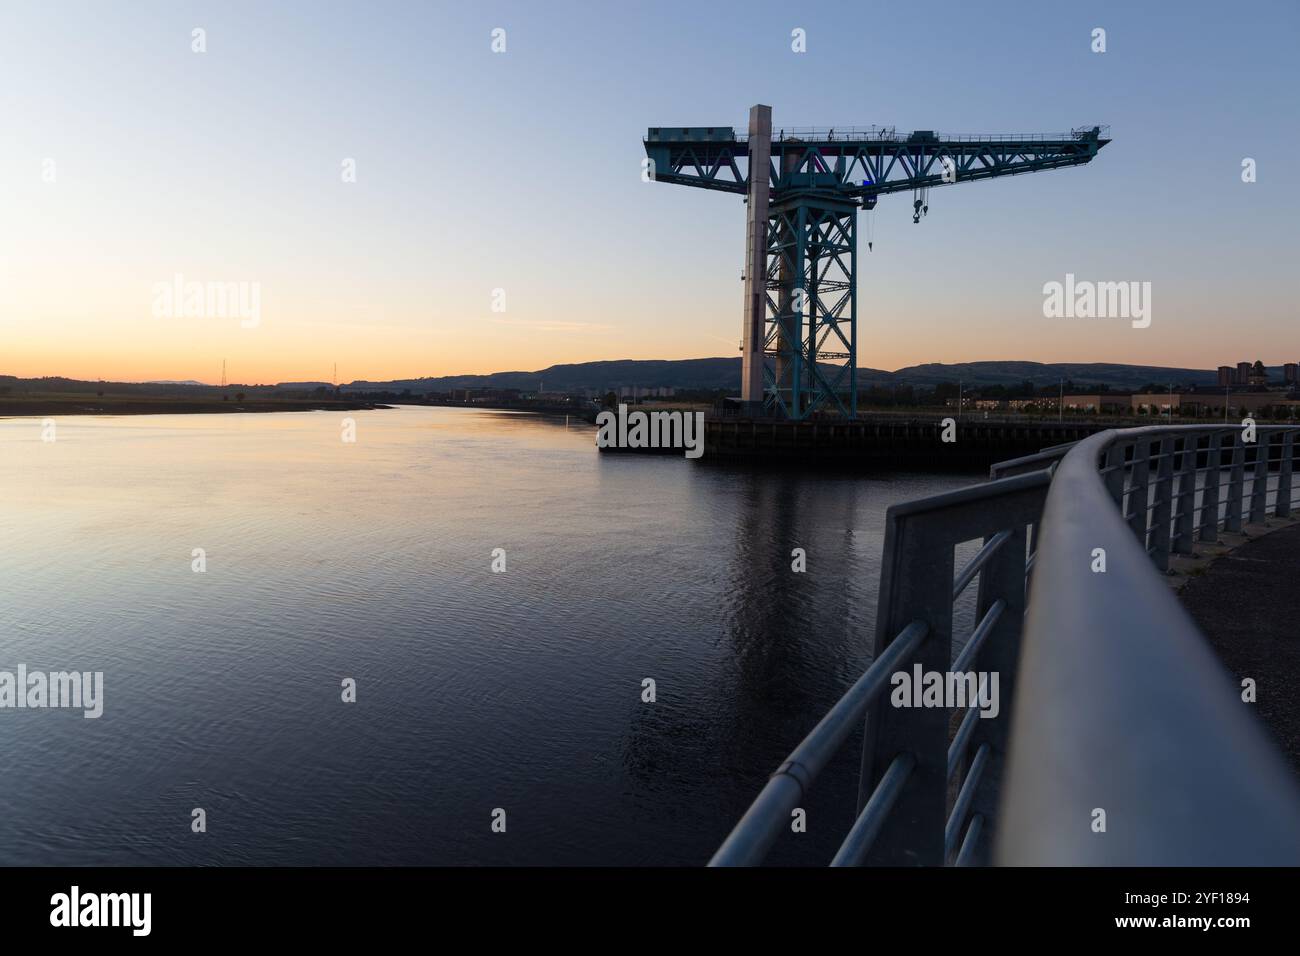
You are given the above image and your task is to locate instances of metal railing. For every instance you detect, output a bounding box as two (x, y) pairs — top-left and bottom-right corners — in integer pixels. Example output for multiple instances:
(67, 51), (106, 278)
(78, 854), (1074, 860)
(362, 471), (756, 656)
(710, 424), (1300, 866)
(731, 126), (1110, 145)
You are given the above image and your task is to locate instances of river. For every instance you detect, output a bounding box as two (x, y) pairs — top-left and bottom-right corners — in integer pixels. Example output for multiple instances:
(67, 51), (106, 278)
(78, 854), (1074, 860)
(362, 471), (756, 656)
(0, 406), (979, 865)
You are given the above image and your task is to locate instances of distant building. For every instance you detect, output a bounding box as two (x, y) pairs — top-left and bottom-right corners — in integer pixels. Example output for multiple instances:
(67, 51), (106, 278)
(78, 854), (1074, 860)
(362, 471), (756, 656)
(1132, 391), (1300, 416)
(617, 385), (675, 400)
(1248, 360), (1268, 387)
(1285, 363), (1299, 384)
(1236, 361), (1252, 385)
(1132, 393), (1183, 415)
(1063, 394), (1131, 414)
(455, 387), (520, 403)
(1217, 366), (1234, 387)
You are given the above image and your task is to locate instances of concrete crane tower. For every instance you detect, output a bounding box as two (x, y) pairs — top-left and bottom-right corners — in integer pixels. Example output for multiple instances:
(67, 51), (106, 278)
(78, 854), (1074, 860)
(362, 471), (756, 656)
(644, 106), (1110, 419)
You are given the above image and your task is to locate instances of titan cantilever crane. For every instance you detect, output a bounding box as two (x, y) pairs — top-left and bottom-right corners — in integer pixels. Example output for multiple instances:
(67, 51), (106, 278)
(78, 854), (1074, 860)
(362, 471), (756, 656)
(644, 105), (1110, 420)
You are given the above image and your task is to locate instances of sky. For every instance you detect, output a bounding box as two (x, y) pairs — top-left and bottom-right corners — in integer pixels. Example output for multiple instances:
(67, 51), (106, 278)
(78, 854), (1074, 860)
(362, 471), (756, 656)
(0, 0), (1297, 384)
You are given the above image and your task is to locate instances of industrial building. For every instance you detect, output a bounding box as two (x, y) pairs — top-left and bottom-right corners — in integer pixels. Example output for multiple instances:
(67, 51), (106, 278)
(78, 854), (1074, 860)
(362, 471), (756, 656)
(1056, 390), (1300, 418)
(1130, 391), (1300, 416)
(1062, 394), (1132, 414)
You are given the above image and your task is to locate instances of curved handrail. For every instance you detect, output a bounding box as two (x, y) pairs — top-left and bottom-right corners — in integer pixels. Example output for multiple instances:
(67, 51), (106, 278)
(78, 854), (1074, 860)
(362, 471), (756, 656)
(711, 422), (1300, 866)
(997, 424), (1300, 864)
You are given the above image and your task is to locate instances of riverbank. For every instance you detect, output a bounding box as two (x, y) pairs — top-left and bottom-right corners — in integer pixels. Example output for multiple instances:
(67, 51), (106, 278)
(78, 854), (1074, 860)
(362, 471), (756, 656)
(1177, 518), (1300, 776)
(0, 394), (391, 417)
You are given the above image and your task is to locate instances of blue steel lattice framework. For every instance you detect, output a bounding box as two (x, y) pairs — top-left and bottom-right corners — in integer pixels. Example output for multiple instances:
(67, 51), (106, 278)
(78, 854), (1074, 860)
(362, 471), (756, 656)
(644, 106), (1110, 419)
(766, 191), (856, 418)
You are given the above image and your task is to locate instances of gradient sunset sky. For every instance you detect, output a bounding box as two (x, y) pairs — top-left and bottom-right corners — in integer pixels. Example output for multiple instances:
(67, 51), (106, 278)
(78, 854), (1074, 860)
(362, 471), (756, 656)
(1, 0), (1296, 384)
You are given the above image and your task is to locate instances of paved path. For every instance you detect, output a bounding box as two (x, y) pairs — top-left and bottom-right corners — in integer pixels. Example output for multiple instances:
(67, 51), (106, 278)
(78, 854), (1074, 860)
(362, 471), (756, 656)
(1178, 522), (1300, 776)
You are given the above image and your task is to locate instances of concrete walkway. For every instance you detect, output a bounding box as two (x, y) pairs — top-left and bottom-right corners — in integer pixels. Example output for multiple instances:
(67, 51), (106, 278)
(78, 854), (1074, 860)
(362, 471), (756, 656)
(1178, 520), (1300, 777)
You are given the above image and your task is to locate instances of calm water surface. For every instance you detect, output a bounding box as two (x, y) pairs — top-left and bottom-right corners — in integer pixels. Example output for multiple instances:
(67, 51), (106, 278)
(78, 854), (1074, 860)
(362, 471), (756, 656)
(0, 406), (978, 865)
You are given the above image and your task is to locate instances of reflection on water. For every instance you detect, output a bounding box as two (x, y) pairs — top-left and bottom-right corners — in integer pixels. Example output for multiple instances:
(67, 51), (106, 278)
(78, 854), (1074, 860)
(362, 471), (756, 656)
(0, 406), (976, 865)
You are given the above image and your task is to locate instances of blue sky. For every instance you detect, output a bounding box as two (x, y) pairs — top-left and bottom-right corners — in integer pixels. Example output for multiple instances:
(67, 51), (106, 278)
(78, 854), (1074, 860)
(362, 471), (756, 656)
(1, 0), (1296, 382)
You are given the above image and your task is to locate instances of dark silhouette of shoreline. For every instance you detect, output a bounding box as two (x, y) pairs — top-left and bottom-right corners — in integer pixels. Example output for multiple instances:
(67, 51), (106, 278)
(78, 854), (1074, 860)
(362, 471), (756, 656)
(0, 394), (388, 417)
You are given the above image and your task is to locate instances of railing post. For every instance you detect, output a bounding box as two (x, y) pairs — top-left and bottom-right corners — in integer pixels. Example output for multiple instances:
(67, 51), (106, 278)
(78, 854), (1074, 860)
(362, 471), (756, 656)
(1150, 436), (1175, 571)
(857, 512), (951, 866)
(1127, 436), (1152, 550)
(1199, 432), (1222, 542)
(1249, 432), (1271, 524)
(1102, 443), (1126, 508)
(1173, 434), (1197, 555)
(961, 522), (1033, 865)
(1224, 433), (1245, 533)
(1277, 431), (1295, 518)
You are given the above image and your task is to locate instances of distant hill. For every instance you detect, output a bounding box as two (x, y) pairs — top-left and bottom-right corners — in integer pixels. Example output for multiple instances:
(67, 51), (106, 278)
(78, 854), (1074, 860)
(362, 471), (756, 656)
(4, 359), (1283, 399)
(344, 358), (765, 393)
(338, 358), (1262, 393)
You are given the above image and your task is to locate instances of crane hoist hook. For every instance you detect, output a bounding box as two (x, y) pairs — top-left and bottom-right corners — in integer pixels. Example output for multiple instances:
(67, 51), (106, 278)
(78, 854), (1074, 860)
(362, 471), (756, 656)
(912, 186), (931, 223)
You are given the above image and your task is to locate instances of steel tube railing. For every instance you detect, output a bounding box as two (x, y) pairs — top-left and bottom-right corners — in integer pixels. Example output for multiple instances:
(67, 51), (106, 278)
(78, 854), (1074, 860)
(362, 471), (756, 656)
(997, 424), (1300, 864)
(1250, 438), (1270, 523)
(712, 423), (1300, 866)
(950, 599), (1006, 675)
(829, 753), (916, 867)
(1280, 433), (1295, 518)
(1199, 433), (1223, 541)
(714, 471), (1049, 866)
(1226, 438), (1246, 531)
(946, 743), (989, 858)
(709, 620), (928, 866)
(955, 815), (984, 867)
(1172, 435), (1197, 555)
(989, 446), (1072, 479)
(952, 531), (1011, 599)
(947, 706), (980, 782)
